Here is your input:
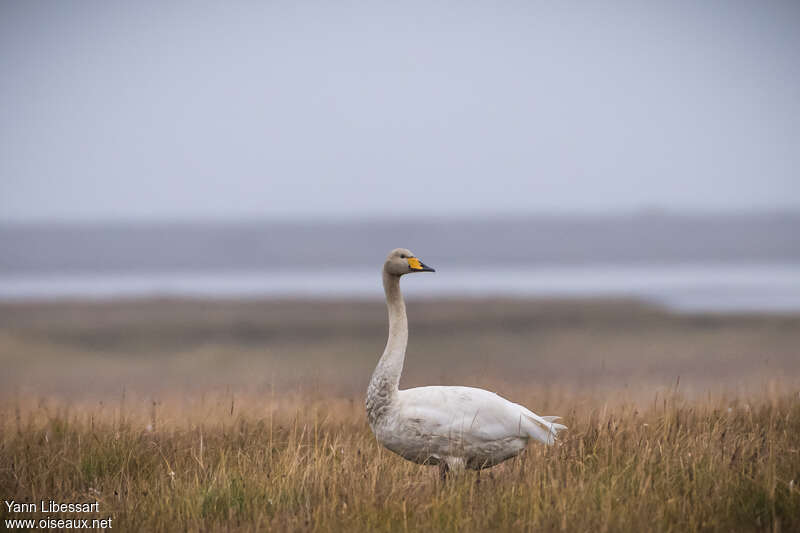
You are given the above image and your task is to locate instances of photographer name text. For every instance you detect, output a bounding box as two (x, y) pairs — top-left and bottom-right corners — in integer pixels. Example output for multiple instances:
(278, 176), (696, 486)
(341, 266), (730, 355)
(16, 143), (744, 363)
(6, 500), (100, 513)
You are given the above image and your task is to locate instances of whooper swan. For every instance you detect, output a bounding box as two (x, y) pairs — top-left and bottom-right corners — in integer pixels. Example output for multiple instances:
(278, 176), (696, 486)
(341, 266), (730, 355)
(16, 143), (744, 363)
(366, 248), (566, 478)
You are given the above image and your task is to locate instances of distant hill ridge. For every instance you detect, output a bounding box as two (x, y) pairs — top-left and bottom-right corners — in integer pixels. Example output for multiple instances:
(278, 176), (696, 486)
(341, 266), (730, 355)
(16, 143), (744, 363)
(1, 213), (798, 274)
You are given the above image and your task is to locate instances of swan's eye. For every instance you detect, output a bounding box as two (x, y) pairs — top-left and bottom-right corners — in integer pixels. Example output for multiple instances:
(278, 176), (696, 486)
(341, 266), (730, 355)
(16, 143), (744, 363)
(400, 254), (406, 259)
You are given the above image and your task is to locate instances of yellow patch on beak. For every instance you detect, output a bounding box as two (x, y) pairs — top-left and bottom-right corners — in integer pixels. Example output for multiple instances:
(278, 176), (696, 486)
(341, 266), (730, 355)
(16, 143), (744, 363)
(407, 257), (423, 270)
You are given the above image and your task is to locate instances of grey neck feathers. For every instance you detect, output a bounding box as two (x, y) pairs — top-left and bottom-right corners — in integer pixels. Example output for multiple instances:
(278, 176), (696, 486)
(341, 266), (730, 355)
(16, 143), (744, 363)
(365, 270), (408, 426)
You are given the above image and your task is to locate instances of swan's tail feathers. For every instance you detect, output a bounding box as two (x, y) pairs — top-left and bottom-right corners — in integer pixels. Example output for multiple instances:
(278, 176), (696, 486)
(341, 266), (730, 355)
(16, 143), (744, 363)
(521, 411), (567, 445)
(547, 419), (568, 442)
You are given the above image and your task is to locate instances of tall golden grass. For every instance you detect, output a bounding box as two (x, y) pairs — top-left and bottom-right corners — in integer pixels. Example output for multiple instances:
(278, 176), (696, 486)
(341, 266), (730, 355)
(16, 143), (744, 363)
(3, 387), (799, 531)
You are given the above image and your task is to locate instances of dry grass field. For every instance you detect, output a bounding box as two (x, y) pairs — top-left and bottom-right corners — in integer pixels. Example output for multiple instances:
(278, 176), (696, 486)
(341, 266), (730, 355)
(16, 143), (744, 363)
(1, 298), (799, 531)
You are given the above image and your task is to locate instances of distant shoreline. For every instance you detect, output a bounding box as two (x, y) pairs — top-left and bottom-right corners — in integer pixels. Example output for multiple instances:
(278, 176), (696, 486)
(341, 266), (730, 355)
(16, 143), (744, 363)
(1, 262), (799, 312)
(3, 213), (798, 311)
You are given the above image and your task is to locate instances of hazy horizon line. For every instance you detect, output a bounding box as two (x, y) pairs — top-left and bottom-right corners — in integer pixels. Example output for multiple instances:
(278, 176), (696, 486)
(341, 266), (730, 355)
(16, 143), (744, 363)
(2, 206), (799, 227)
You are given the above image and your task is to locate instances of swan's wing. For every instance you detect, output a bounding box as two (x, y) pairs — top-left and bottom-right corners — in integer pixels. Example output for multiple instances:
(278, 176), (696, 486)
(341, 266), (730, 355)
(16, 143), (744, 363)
(397, 386), (565, 445)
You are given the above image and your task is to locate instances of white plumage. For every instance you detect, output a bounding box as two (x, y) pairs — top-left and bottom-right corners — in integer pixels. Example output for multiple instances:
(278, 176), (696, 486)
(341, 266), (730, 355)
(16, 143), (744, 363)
(366, 248), (566, 476)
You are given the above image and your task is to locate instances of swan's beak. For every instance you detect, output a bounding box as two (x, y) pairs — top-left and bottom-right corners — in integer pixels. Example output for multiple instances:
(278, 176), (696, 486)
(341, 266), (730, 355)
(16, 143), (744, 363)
(408, 257), (435, 272)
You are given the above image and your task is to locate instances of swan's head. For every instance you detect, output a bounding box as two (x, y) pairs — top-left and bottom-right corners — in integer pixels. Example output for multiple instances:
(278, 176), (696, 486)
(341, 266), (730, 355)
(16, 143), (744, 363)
(384, 248), (435, 276)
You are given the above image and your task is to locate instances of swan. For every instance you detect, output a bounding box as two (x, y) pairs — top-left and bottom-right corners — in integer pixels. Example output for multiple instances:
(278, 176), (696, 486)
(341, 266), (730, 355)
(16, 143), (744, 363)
(366, 248), (566, 478)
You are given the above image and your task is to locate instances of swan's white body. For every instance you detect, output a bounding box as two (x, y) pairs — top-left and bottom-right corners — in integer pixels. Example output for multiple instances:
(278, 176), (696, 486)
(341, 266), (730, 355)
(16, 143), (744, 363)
(366, 249), (566, 472)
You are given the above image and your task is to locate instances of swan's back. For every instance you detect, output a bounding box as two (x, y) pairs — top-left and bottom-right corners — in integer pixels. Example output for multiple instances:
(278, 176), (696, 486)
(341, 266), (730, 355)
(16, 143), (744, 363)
(398, 386), (563, 445)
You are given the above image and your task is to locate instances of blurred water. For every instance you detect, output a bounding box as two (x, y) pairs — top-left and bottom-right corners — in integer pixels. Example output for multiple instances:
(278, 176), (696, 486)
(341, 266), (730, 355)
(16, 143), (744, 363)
(2, 215), (798, 311)
(1, 263), (799, 312)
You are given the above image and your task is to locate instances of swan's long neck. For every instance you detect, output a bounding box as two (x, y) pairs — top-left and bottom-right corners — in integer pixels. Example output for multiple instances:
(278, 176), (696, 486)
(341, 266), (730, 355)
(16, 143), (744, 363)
(366, 271), (407, 426)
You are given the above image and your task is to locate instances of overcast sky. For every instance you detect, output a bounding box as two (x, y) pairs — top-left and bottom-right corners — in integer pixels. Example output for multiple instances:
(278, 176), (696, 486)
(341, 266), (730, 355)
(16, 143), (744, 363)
(1, 1), (798, 222)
